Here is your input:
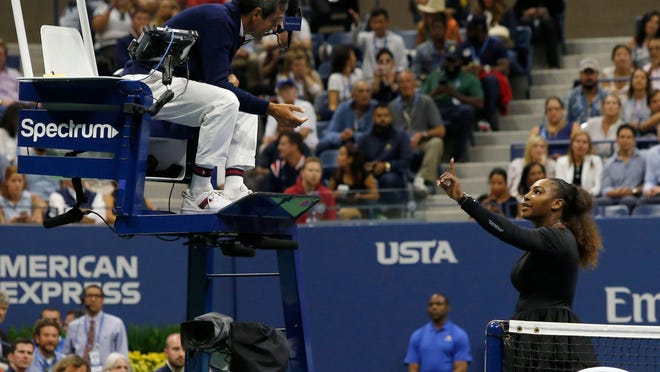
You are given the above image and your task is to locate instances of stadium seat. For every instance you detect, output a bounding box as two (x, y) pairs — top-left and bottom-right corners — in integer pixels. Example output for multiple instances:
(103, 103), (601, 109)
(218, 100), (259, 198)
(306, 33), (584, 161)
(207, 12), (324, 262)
(326, 32), (353, 46)
(394, 29), (418, 50)
(41, 25), (96, 77)
(603, 205), (629, 218)
(631, 204), (660, 217)
(311, 33), (325, 66)
(316, 120), (330, 139)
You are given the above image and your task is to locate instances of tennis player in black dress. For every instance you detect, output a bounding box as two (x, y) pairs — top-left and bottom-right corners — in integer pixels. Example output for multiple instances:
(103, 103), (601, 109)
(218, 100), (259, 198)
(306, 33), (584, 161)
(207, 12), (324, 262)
(438, 159), (603, 371)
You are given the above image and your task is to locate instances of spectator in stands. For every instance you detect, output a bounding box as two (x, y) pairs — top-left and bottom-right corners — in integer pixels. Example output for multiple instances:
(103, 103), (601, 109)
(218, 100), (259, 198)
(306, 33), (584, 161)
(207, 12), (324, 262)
(508, 136), (556, 199)
(40, 308), (65, 353)
(581, 93), (624, 158)
(114, 8), (152, 72)
(349, 8), (408, 84)
(404, 293), (471, 372)
(564, 57), (609, 126)
(0, 38), (21, 119)
(457, 14), (510, 131)
(639, 89), (660, 136)
(622, 68), (652, 130)
(277, 50), (323, 103)
(101, 353), (129, 372)
(422, 46), (483, 162)
(477, 168), (519, 218)
(266, 131), (306, 193)
(317, 80), (377, 155)
(284, 157), (337, 223)
(473, 0), (517, 34)
(555, 131), (603, 196)
(0, 290), (9, 359)
(328, 143), (379, 220)
(62, 310), (85, 339)
(64, 285), (128, 365)
(25, 148), (60, 202)
(264, 79), (318, 153)
(29, 319), (65, 372)
(628, 11), (660, 68)
(7, 338), (34, 372)
(412, 12), (453, 81)
(371, 48), (400, 103)
(0, 102), (21, 163)
(153, 0), (179, 26)
(358, 103), (412, 216)
(48, 179), (106, 224)
(415, 0), (462, 45)
(327, 45), (362, 113)
(517, 162), (547, 202)
(92, 0), (134, 75)
(638, 126), (660, 205)
(53, 355), (89, 372)
(0, 166), (46, 224)
(59, 1), (105, 35)
(597, 124), (645, 212)
(644, 37), (660, 90)
(154, 333), (184, 372)
(513, 0), (564, 68)
(601, 45), (634, 97)
(530, 96), (579, 158)
(389, 70), (445, 190)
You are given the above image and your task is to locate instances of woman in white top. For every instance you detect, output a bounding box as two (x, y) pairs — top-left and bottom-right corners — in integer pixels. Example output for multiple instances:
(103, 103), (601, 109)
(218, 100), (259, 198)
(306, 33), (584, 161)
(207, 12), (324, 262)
(581, 94), (623, 158)
(327, 45), (363, 113)
(622, 68), (652, 130)
(507, 135), (556, 199)
(555, 131), (603, 196)
(600, 45), (633, 98)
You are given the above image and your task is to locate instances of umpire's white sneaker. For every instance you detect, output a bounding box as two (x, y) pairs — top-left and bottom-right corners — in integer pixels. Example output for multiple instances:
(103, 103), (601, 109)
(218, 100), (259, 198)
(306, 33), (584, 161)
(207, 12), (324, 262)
(224, 184), (253, 201)
(181, 189), (232, 214)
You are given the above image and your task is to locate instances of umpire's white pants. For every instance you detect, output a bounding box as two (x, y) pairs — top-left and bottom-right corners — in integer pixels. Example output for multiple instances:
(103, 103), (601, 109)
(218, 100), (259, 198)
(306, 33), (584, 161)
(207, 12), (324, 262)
(125, 72), (258, 171)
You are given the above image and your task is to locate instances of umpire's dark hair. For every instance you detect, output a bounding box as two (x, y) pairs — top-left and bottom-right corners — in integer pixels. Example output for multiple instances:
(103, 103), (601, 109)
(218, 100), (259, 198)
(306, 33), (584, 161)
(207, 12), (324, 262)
(236, 0), (287, 18)
(430, 293), (450, 305)
(549, 178), (602, 269)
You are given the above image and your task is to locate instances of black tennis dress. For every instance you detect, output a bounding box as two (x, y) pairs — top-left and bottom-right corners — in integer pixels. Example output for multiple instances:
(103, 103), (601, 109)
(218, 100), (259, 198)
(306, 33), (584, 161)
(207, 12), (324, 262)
(461, 196), (598, 371)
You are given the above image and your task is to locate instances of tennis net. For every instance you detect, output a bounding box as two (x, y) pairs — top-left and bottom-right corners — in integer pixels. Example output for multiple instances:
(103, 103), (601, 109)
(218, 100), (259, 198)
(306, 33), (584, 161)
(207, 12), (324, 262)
(485, 320), (660, 372)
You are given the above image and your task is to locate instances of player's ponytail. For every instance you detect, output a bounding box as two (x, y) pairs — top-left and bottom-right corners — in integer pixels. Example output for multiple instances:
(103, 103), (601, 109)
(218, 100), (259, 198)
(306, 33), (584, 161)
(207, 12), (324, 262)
(551, 178), (602, 269)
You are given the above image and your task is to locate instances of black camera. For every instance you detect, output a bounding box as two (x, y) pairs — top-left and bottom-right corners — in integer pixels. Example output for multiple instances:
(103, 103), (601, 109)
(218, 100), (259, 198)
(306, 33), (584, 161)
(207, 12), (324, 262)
(128, 25), (198, 65)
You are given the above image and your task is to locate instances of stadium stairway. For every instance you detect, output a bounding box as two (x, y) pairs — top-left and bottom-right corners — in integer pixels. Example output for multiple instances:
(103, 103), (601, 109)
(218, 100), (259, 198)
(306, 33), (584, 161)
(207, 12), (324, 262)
(419, 36), (630, 222)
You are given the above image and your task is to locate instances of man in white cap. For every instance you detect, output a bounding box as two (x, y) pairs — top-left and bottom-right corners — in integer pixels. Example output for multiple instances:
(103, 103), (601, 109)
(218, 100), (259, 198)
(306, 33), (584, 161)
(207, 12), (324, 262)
(564, 56), (608, 126)
(416, 0), (462, 44)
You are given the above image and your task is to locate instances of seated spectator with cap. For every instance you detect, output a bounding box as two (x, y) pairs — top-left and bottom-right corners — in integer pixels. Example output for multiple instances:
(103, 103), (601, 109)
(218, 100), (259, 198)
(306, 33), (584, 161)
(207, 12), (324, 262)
(564, 57), (609, 126)
(263, 79), (318, 153)
(421, 45), (483, 162)
(456, 13), (511, 131)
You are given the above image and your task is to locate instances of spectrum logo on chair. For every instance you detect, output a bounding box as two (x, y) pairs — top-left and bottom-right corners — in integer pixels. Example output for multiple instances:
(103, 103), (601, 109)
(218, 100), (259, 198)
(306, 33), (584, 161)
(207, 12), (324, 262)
(20, 118), (119, 142)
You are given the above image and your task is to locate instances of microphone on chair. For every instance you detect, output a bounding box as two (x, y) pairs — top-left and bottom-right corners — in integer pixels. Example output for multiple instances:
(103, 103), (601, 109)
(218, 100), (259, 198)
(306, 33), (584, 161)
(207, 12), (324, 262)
(43, 208), (85, 228)
(148, 90), (175, 116)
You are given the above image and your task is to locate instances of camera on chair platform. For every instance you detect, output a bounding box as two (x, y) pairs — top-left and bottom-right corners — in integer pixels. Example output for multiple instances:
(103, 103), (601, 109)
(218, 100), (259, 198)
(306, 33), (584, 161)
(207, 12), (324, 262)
(128, 26), (199, 86)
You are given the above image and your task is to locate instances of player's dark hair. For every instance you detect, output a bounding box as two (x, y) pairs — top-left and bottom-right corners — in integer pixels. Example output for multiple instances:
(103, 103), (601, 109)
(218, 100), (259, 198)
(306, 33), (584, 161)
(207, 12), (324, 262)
(550, 178), (602, 269)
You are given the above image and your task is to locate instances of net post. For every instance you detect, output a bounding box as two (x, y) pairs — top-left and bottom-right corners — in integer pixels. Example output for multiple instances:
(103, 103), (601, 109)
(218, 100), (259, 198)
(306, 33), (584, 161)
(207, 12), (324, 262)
(485, 320), (505, 372)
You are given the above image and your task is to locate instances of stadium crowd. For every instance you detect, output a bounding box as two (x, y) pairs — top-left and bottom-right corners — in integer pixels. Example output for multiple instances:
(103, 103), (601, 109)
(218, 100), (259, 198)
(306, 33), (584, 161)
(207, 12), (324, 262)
(1, 0), (660, 225)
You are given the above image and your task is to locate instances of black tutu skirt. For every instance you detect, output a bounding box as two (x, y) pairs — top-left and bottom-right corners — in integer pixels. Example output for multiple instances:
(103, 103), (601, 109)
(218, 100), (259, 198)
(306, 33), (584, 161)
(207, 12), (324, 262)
(504, 307), (598, 372)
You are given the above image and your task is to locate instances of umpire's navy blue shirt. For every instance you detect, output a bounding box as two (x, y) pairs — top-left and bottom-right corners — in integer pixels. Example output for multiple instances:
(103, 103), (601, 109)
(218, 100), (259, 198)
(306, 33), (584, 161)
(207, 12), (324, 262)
(123, 3), (270, 115)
